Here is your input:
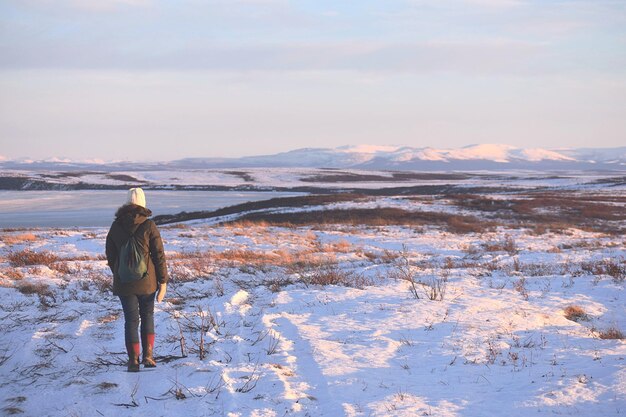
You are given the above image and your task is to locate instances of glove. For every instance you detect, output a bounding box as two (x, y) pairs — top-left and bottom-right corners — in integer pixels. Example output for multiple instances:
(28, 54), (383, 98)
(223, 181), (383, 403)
(156, 282), (167, 303)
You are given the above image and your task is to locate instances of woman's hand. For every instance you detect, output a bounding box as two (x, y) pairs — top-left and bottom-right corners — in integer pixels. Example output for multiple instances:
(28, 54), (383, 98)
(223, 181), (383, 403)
(156, 282), (167, 302)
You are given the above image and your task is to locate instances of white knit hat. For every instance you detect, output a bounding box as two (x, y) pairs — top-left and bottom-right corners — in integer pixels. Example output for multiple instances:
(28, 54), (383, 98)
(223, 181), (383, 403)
(126, 187), (146, 208)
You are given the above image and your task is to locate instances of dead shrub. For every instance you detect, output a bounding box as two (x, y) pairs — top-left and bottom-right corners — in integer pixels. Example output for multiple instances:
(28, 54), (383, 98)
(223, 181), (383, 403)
(265, 276), (295, 292)
(563, 305), (588, 322)
(597, 326), (624, 340)
(446, 216), (492, 234)
(163, 223), (188, 229)
(85, 271), (113, 293)
(8, 249), (59, 267)
(581, 258), (625, 283)
(516, 262), (556, 277)
(381, 249), (401, 264)
(304, 264), (369, 288)
(483, 235), (517, 255)
(513, 277), (529, 300)
(285, 251), (333, 274)
(420, 276), (447, 301)
(16, 281), (52, 297)
(1, 268), (24, 280)
(98, 313), (119, 324)
(362, 251), (380, 262)
(170, 263), (207, 283)
(447, 192), (626, 234)
(50, 262), (72, 275)
(216, 249), (272, 264)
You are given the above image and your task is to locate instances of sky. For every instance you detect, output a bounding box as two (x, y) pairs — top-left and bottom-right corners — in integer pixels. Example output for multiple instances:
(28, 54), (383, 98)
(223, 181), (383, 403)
(0, 0), (625, 161)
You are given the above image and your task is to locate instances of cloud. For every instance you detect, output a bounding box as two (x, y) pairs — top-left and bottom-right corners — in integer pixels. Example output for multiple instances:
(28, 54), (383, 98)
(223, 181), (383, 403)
(0, 39), (550, 75)
(15, 0), (151, 12)
(462, 0), (524, 7)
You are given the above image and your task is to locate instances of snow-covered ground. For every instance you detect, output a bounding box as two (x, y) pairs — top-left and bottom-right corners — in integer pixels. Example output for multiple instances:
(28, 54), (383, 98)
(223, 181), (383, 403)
(1, 196), (624, 416)
(3, 167), (625, 191)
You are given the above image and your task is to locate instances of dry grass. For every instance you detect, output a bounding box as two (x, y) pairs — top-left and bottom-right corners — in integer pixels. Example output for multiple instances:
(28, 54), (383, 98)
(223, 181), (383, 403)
(16, 281), (52, 297)
(0, 233), (38, 245)
(322, 239), (353, 253)
(597, 326), (625, 340)
(563, 305), (589, 322)
(50, 261), (72, 275)
(0, 267), (25, 280)
(8, 249), (59, 267)
(168, 245), (342, 282)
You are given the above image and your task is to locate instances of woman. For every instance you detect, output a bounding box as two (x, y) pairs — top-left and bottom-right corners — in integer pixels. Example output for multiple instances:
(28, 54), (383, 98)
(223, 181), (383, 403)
(106, 188), (169, 372)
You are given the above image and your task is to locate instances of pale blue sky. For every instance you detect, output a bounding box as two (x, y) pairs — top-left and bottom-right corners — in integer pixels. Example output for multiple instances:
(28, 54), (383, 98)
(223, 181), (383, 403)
(1, 0), (625, 160)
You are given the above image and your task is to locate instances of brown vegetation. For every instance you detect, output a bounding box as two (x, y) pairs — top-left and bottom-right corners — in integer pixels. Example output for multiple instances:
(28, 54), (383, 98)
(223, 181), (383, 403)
(16, 281), (52, 297)
(225, 207), (497, 234)
(597, 326), (624, 340)
(563, 305), (588, 322)
(0, 267), (24, 280)
(483, 235), (517, 255)
(446, 193), (626, 234)
(8, 249), (59, 267)
(581, 258), (625, 283)
(0, 233), (38, 245)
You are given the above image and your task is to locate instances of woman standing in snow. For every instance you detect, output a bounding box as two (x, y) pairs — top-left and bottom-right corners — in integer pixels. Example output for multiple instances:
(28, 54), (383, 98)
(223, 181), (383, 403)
(106, 188), (169, 372)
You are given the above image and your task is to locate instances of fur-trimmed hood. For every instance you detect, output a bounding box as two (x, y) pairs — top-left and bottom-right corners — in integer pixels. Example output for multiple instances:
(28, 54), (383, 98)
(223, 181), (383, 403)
(114, 204), (153, 231)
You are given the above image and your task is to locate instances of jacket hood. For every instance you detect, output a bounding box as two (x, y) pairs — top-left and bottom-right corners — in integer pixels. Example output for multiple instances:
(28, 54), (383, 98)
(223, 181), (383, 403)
(115, 204), (153, 231)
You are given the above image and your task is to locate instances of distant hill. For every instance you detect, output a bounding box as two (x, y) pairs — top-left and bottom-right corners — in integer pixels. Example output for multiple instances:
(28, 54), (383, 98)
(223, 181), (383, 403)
(1, 144), (625, 171)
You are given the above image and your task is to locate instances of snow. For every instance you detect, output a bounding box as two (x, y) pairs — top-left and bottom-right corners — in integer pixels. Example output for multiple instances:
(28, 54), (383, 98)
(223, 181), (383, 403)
(0, 185), (624, 416)
(3, 168), (625, 197)
(335, 145), (402, 154)
(447, 144), (517, 162)
(518, 148), (575, 162)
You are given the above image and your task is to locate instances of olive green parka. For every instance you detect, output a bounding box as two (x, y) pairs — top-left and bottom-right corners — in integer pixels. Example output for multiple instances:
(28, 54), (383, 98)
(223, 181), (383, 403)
(105, 204), (169, 296)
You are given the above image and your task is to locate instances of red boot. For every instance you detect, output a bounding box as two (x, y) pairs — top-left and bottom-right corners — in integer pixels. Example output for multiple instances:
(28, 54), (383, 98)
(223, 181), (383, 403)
(126, 342), (140, 372)
(142, 333), (156, 368)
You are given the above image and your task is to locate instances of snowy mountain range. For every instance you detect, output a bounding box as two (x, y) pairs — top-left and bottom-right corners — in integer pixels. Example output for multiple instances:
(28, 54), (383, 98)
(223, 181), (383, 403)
(1, 144), (625, 171)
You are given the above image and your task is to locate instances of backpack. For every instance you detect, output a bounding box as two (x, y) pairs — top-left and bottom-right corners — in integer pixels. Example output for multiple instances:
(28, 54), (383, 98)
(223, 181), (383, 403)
(118, 225), (148, 283)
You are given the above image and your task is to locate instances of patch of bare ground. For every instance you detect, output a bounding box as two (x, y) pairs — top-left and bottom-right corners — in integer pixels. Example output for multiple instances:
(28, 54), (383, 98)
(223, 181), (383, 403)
(300, 171), (473, 182)
(224, 171), (255, 182)
(104, 174), (147, 183)
(445, 192), (626, 234)
(154, 193), (368, 225)
(224, 207), (497, 233)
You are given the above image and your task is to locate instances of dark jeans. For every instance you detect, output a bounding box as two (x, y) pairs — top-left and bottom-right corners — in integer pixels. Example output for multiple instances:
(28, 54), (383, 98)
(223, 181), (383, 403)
(119, 292), (156, 346)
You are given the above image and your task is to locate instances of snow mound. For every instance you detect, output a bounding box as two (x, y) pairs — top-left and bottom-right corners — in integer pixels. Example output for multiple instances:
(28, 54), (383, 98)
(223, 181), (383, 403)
(230, 289), (249, 306)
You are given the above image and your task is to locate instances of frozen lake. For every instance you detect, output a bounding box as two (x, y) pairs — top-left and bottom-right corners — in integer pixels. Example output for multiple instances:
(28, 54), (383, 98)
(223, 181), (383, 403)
(0, 190), (305, 228)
